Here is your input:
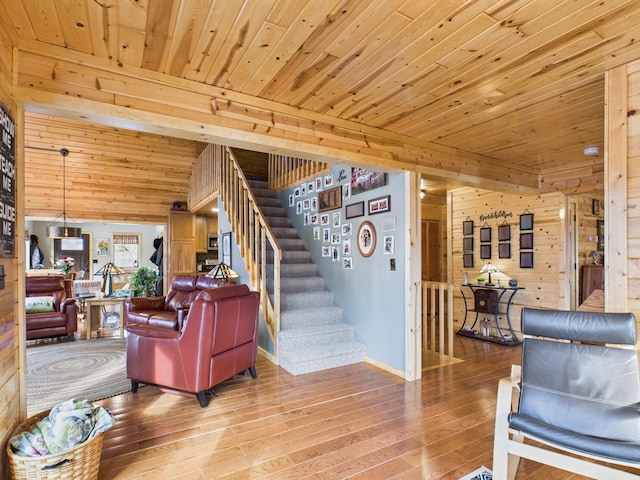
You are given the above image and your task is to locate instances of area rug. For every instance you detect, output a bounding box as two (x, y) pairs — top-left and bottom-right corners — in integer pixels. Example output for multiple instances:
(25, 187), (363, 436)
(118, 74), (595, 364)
(27, 338), (129, 415)
(458, 466), (492, 480)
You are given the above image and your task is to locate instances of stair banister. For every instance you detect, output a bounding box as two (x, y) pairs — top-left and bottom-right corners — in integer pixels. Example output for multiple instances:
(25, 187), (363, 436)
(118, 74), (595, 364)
(189, 144), (282, 354)
(222, 147), (282, 351)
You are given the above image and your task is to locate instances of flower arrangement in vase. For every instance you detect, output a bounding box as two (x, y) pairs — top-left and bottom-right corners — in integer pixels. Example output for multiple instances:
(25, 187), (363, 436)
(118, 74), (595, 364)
(55, 256), (75, 274)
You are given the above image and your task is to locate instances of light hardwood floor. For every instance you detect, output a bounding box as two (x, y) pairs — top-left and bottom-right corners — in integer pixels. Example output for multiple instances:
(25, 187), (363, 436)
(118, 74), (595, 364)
(84, 333), (599, 480)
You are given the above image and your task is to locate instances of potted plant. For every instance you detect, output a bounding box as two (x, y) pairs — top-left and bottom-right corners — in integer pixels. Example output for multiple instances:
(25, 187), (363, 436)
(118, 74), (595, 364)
(477, 277), (486, 286)
(131, 266), (158, 297)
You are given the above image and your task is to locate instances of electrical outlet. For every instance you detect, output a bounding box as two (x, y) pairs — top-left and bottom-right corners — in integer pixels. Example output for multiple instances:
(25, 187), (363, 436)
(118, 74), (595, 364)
(390, 259), (396, 271)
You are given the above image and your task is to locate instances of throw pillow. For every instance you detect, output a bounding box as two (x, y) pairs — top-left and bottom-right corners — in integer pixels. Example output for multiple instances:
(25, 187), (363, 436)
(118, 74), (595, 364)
(25, 296), (55, 313)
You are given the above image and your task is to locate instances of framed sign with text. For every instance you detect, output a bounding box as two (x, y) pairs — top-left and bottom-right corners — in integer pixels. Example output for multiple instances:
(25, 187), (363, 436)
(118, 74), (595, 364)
(0, 104), (15, 257)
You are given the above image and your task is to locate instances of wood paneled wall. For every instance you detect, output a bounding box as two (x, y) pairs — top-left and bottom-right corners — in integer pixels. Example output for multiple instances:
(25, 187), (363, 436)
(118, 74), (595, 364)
(24, 114), (206, 224)
(623, 60), (640, 317)
(450, 188), (565, 335)
(0, 22), (20, 480)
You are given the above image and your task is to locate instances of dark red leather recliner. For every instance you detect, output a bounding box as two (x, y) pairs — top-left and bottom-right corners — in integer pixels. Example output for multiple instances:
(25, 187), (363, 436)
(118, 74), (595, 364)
(125, 284), (260, 407)
(25, 275), (77, 341)
(124, 274), (225, 331)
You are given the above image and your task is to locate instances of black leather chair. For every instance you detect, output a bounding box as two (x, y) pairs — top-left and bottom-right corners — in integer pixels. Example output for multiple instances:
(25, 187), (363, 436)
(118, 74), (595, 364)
(493, 308), (640, 479)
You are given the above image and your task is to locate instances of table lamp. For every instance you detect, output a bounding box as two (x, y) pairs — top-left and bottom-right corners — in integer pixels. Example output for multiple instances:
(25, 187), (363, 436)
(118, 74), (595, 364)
(480, 262), (499, 286)
(94, 262), (125, 296)
(205, 262), (240, 286)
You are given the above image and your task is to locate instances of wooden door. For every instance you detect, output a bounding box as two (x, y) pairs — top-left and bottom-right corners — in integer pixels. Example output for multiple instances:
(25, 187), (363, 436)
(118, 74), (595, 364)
(421, 220), (441, 282)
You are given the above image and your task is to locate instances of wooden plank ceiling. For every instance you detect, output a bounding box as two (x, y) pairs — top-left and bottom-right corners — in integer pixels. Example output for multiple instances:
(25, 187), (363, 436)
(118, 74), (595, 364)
(5, 0), (640, 221)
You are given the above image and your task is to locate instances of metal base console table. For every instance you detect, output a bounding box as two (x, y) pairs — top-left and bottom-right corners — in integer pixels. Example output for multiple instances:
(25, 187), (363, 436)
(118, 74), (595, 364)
(457, 284), (524, 346)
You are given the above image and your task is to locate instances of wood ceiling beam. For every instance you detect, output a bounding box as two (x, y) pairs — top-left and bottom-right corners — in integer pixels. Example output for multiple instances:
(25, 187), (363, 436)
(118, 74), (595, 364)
(13, 40), (540, 194)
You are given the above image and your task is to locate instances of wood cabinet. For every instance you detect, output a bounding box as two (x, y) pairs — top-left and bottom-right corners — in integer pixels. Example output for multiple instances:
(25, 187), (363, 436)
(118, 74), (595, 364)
(581, 265), (604, 304)
(167, 211), (196, 283)
(195, 216), (219, 253)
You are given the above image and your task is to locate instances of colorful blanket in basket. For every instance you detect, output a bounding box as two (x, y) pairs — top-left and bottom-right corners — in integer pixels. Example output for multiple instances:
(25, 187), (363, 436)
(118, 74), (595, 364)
(10, 399), (115, 456)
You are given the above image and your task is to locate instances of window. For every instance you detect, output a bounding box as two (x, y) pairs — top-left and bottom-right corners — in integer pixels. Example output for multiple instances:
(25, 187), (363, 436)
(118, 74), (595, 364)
(112, 233), (140, 269)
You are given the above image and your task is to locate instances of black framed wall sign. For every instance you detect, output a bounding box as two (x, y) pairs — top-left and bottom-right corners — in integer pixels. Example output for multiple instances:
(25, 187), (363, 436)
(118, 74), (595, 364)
(480, 227), (492, 243)
(480, 244), (492, 259)
(519, 232), (534, 250)
(520, 212), (534, 230)
(499, 243), (511, 258)
(498, 224), (511, 241)
(520, 251), (534, 268)
(463, 220), (474, 236)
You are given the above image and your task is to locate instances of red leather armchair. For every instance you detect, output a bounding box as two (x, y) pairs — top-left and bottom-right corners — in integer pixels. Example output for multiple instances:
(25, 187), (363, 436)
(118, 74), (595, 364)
(126, 284), (260, 407)
(25, 275), (77, 341)
(124, 274), (225, 331)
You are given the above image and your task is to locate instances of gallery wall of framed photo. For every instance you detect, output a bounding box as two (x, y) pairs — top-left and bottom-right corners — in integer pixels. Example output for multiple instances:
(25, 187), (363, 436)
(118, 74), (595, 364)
(279, 164), (408, 371)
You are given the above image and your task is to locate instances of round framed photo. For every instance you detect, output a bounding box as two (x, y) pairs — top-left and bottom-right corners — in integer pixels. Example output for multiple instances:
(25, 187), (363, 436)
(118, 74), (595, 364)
(357, 221), (376, 257)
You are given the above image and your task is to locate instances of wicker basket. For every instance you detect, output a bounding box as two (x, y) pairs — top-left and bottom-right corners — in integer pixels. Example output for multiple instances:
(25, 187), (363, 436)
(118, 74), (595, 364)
(6, 411), (104, 480)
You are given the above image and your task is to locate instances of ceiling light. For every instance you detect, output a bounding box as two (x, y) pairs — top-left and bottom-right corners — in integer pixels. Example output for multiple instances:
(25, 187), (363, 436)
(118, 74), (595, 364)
(583, 146), (600, 156)
(46, 148), (82, 238)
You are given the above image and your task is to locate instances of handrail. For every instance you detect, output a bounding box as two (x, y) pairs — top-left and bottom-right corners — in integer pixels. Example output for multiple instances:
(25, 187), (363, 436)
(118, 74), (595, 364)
(421, 281), (455, 365)
(268, 153), (330, 192)
(188, 144), (282, 355)
(221, 147), (282, 353)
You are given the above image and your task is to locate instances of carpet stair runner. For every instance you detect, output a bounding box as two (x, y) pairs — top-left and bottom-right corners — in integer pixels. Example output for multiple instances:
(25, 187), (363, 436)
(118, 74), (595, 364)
(249, 179), (366, 375)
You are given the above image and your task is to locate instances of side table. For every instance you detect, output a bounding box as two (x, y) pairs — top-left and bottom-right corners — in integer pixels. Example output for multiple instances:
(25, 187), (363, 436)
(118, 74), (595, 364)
(458, 284), (524, 346)
(85, 297), (125, 340)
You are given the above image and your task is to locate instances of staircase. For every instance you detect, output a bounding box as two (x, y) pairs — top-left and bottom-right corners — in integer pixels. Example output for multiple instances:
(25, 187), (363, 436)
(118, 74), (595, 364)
(249, 179), (366, 375)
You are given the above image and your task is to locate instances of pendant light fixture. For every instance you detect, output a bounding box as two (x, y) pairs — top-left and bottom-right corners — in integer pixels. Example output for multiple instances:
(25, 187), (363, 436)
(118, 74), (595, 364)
(46, 148), (82, 239)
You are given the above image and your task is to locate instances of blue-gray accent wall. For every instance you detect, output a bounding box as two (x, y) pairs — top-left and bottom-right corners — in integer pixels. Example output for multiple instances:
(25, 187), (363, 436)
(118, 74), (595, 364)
(277, 165), (406, 372)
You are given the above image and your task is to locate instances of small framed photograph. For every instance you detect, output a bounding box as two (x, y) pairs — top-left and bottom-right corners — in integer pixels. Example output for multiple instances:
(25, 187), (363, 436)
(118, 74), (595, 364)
(332, 232), (341, 244)
(288, 194), (294, 207)
(520, 232), (534, 250)
(520, 213), (534, 231)
(311, 214), (318, 224)
(303, 213), (310, 225)
(463, 220), (474, 236)
(480, 244), (492, 259)
(332, 211), (341, 227)
(520, 251), (534, 268)
(498, 243), (511, 259)
(324, 174), (334, 187)
(357, 221), (376, 257)
(463, 253), (474, 268)
(368, 195), (390, 215)
(383, 235), (394, 255)
(342, 223), (352, 236)
(301, 184), (307, 196)
(221, 232), (231, 265)
(332, 245), (339, 262)
(315, 177), (323, 192)
(320, 213), (330, 225)
(342, 257), (353, 269)
(498, 224), (511, 241)
(343, 183), (351, 199)
(322, 245), (331, 257)
(308, 181), (315, 193)
(323, 228), (330, 242)
(313, 227), (320, 240)
(345, 201), (365, 219)
(342, 239), (351, 256)
(96, 238), (109, 256)
(296, 201), (302, 215)
(463, 237), (474, 252)
(480, 227), (491, 243)
(303, 199), (311, 210)
(310, 197), (317, 211)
